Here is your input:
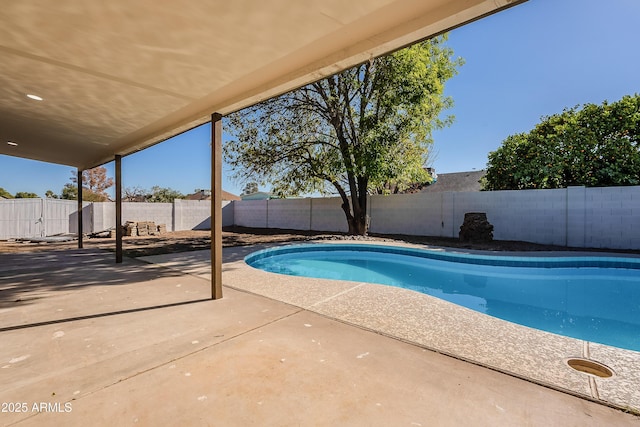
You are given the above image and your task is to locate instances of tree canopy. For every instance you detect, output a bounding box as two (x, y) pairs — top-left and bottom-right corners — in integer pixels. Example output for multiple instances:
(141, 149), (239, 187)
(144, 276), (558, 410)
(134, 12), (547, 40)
(123, 186), (184, 202)
(14, 192), (39, 198)
(0, 187), (13, 198)
(242, 182), (259, 195)
(61, 166), (114, 201)
(225, 35), (461, 234)
(146, 186), (184, 203)
(483, 95), (640, 190)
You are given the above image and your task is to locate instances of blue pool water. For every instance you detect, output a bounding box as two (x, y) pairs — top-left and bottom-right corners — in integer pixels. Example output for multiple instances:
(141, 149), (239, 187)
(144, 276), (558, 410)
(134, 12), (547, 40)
(246, 244), (640, 352)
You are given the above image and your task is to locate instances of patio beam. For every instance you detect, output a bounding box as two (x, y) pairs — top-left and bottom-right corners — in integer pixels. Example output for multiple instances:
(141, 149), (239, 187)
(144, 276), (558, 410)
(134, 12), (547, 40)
(211, 113), (223, 299)
(115, 154), (123, 263)
(77, 169), (83, 249)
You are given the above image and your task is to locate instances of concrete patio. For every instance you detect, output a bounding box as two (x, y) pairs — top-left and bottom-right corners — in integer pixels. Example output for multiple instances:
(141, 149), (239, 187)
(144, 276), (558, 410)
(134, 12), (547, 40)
(1, 244), (638, 426)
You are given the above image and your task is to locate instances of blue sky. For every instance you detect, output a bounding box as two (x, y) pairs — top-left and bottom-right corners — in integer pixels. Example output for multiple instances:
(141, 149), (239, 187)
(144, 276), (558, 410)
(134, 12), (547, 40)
(1, 0), (639, 198)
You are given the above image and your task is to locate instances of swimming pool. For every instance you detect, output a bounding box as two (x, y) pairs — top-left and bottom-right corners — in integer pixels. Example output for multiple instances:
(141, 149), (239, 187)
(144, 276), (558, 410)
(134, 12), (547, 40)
(246, 244), (640, 352)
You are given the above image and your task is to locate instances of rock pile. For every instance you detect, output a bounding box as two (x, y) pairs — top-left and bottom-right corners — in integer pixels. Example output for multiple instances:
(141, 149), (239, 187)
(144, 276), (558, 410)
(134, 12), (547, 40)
(136, 221), (156, 236)
(123, 221), (166, 237)
(459, 212), (494, 242)
(124, 222), (137, 236)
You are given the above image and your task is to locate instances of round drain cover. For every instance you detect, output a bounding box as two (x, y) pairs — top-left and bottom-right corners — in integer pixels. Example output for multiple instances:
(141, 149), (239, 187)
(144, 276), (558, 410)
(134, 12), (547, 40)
(566, 358), (614, 378)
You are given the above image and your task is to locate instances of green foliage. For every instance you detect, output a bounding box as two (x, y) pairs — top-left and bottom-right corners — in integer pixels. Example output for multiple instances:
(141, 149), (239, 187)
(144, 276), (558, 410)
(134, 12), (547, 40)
(0, 187), (13, 198)
(242, 182), (259, 195)
(61, 183), (77, 200)
(45, 190), (59, 199)
(484, 95), (640, 190)
(60, 183), (105, 202)
(81, 190), (108, 202)
(146, 186), (184, 203)
(14, 192), (39, 198)
(123, 186), (185, 202)
(225, 35), (461, 234)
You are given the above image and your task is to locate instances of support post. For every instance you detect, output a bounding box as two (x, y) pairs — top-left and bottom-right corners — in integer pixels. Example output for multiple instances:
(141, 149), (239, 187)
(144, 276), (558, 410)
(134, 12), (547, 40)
(77, 169), (83, 249)
(115, 155), (123, 263)
(211, 113), (223, 299)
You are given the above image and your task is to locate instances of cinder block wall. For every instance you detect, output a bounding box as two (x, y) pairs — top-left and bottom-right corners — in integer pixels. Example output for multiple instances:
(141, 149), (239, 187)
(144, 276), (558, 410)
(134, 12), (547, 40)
(229, 186), (640, 250)
(3, 186), (640, 249)
(585, 186), (640, 249)
(310, 197), (349, 233)
(267, 198), (311, 230)
(453, 189), (568, 246)
(369, 192), (443, 236)
(234, 200), (268, 228)
(368, 189), (570, 245)
(90, 202), (174, 232)
(174, 199), (207, 230)
(173, 199), (233, 230)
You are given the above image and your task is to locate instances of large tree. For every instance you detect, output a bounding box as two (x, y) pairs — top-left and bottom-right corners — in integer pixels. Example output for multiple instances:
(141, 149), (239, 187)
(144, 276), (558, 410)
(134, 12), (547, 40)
(483, 95), (640, 190)
(62, 166), (114, 201)
(225, 36), (461, 234)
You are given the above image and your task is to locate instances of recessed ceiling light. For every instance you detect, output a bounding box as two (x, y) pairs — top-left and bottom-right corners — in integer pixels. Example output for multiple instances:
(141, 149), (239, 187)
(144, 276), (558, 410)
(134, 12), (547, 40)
(26, 94), (43, 101)
(7, 141), (18, 146)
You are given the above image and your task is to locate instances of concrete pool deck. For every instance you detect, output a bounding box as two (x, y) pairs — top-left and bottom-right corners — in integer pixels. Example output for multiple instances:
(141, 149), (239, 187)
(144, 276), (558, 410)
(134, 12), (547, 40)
(1, 244), (639, 425)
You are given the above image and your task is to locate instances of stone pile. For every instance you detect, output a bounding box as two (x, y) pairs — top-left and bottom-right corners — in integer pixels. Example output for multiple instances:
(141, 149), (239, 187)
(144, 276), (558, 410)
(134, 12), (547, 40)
(124, 221), (138, 236)
(122, 221), (166, 237)
(136, 221), (156, 236)
(459, 212), (494, 242)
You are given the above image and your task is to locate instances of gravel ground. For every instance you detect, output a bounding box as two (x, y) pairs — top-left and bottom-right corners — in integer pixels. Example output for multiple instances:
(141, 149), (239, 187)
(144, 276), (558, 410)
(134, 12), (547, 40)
(2, 226), (637, 257)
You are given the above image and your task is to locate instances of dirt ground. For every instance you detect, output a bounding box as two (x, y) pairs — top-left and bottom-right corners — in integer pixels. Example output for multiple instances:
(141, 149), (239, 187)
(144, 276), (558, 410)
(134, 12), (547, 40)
(2, 226), (637, 257)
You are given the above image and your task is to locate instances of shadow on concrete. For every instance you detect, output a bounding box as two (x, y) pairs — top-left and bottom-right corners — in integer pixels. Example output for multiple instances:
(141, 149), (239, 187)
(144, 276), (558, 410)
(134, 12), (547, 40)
(0, 298), (210, 332)
(0, 249), (190, 311)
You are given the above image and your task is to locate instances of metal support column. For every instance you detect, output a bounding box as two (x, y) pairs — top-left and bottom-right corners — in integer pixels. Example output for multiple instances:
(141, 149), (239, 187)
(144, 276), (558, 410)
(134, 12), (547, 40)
(77, 169), (83, 249)
(115, 155), (123, 263)
(211, 113), (223, 299)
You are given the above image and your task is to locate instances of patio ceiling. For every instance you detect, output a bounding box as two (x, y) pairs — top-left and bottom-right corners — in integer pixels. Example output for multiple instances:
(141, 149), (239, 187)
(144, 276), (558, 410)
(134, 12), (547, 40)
(0, 0), (523, 170)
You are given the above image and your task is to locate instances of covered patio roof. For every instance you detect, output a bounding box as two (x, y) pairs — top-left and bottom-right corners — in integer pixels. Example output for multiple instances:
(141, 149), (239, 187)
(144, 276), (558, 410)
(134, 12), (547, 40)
(1, 0), (523, 170)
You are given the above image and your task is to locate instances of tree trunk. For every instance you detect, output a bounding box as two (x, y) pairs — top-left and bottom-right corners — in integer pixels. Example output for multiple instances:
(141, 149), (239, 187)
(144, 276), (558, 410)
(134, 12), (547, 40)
(347, 214), (368, 235)
(351, 176), (369, 235)
(333, 181), (368, 236)
(345, 186), (368, 236)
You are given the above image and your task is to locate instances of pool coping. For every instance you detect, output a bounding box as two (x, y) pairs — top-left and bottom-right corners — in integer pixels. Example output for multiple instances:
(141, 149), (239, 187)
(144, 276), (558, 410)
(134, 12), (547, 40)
(144, 241), (640, 414)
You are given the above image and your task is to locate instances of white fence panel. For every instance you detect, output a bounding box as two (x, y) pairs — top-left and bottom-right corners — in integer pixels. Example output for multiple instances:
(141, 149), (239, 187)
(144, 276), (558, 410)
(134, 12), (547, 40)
(88, 202), (173, 232)
(369, 192), (443, 236)
(310, 197), (348, 233)
(175, 199), (204, 230)
(267, 199), (311, 230)
(0, 199), (43, 239)
(234, 200), (268, 228)
(584, 186), (640, 249)
(89, 202), (113, 233)
(454, 189), (567, 246)
(123, 203), (173, 231)
(44, 199), (79, 236)
(229, 186), (640, 249)
(173, 199), (233, 230)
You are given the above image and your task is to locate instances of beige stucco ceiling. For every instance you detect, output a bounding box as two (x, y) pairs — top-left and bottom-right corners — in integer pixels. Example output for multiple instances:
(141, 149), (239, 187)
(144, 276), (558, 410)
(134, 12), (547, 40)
(0, 0), (524, 170)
